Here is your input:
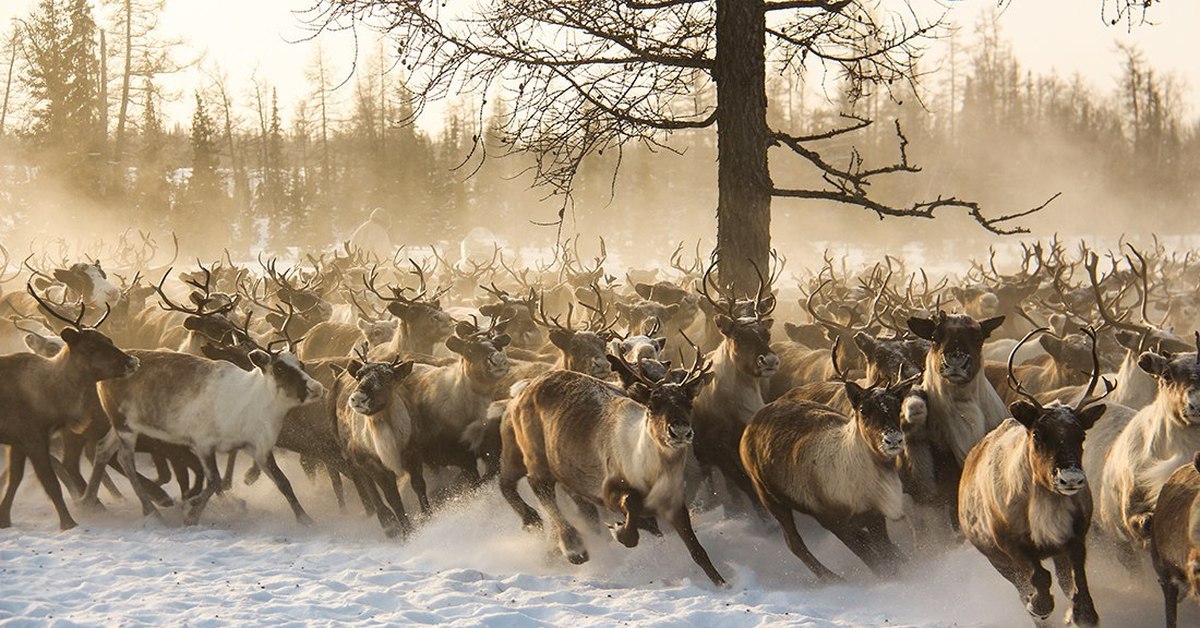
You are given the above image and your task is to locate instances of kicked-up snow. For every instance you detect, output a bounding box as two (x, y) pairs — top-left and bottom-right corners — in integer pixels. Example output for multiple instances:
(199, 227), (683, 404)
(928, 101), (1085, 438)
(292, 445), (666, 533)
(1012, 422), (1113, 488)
(0, 453), (1191, 627)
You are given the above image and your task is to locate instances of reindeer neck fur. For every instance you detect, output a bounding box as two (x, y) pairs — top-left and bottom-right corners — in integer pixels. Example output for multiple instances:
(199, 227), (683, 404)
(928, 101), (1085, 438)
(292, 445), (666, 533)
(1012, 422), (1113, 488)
(698, 340), (767, 423)
(967, 421), (1084, 551)
(922, 352), (1008, 465)
(27, 349), (99, 427)
(820, 416), (905, 519)
(408, 361), (493, 436)
(1143, 392), (1200, 461)
(608, 398), (687, 515)
(1111, 350), (1158, 409)
(385, 320), (436, 356)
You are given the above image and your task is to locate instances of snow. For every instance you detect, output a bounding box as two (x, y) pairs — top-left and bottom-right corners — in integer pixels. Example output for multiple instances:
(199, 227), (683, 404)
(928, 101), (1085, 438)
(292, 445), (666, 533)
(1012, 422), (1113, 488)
(0, 454), (1193, 627)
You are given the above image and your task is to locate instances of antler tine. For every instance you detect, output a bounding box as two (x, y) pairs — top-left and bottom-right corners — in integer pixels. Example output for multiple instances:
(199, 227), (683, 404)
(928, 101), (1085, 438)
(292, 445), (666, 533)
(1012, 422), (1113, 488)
(748, 257), (775, 319)
(829, 335), (848, 383)
(1085, 252), (1143, 333)
(1194, 331), (1199, 366)
(678, 330), (710, 386)
(26, 282), (90, 330)
(1073, 325), (1115, 412)
(354, 340), (370, 363)
(533, 290), (571, 334)
(805, 279), (850, 334)
(266, 300), (301, 353)
(407, 258), (431, 301)
(22, 253), (53, 282)
(346, 289), (381, 322)
(1008, 327), (1050, 411)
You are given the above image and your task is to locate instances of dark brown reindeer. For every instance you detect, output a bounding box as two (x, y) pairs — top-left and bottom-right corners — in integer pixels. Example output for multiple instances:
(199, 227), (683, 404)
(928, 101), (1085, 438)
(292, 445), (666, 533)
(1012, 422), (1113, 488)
(1150, 452), (1200, 628)
(498, 351), (725, 585)
(0, 285), (139, 530)
(958, 327), (1111, 628)
(741, 361), (916, 581)
(905, 311), (1008, 522)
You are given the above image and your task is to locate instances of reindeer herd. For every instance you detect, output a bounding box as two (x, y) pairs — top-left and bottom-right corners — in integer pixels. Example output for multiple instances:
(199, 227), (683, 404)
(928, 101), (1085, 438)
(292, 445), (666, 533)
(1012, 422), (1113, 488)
(1, 233), (1200, 626)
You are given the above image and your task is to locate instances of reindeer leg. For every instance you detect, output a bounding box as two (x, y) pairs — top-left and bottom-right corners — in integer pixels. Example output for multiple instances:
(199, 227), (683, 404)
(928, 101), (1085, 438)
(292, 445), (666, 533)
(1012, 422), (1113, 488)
(221, 452), (237, 491)
(401, 450), (430, 515)
(1026, 560), (1055, 621)
(50, 454), (84, 499)
(529, 475), (587, 565)
(375, 470), (412, 537)
(260, 451), (313, 525)
(349, 470), (378, 517)
(669, 504), (725, 587)
(764, 497), (840, 582)
(27, 437), (77, 531)
(0, 446), (27, 528)
(1064, 538), (1098, 627)
(183, 452), (220, 525)
(499, 426), (540, 531)
(569, 491), (602, 533)
(150, 452), (172, 486)
(602, 479), (642, 547)
(1159, 573), (1180, 628)
(82, 429), (124, 509)
(326, 465), (347, 514)
(352, 465), (399, 536)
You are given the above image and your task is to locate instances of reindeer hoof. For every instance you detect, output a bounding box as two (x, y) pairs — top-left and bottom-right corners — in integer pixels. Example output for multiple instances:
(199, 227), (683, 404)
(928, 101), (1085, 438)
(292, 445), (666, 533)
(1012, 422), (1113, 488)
(565, 549), (589, 565)
(296, 513), (315, 526)
(818, 571), (844, 585)
(1066, 603), (1098, 627)
(1025, 592), (1054, 619)
(0, 517), (10, 529)
(77, 497), (106, 513)
(58, 518), (78, 531)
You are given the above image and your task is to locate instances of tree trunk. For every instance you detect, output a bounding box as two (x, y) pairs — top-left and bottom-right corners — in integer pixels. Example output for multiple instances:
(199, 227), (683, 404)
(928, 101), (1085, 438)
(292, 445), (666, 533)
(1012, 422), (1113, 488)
(713, 0), (771, 297)
(0, 30), (16, 136)
(114, 0), (133, 165)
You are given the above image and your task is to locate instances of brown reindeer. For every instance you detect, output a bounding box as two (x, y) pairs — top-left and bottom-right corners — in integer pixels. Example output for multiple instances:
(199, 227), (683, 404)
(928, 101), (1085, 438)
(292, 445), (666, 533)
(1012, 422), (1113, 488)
(498, 352), (724, 585)
(1151, 452), (1200, 628)
(958, 327), (1110, 627)
(0, 285), (140, 530)
(741, 372), (915, 580)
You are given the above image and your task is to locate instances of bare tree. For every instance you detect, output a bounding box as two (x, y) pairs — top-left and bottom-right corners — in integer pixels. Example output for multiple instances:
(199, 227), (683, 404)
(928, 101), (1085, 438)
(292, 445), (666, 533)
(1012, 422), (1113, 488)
(303, 0), (1059, 293)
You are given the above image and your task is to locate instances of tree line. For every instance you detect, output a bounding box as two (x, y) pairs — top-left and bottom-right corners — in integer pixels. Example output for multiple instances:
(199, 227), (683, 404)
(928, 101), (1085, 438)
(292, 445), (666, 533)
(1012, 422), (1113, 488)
(0, 2), (1193, 260)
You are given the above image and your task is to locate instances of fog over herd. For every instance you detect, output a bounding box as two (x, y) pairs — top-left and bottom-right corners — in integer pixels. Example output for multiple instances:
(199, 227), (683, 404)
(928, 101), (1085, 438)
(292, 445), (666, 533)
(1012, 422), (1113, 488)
(2, 1), (1200, 627)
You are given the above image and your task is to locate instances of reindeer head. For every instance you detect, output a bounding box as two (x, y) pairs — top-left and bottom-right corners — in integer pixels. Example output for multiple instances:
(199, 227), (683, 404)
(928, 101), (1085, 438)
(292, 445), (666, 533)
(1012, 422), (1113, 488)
(447, 320), (511, 384)
(27, 283), (139, 382)
(853, 331), (929, 385)
(534, 288), (616, 380)
(1009, 327), (1110, 496)
(479, 284), (544, 349)
(1138, 334), (1200, 424)
(697, 252), (779, 378)
(847, 380), (912, 462)
(609, 352), (712, 450)
(54, 261), (121, 308)
(357, 318), (400, 348)
(249, 349), (326, 405)
(346, 345), (415, 416)
(908, 312), (1004, 385)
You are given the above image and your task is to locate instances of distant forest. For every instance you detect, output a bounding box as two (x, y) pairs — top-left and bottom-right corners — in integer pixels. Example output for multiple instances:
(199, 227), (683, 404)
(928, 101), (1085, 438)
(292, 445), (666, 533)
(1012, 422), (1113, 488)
(0, 1), (1195, 259)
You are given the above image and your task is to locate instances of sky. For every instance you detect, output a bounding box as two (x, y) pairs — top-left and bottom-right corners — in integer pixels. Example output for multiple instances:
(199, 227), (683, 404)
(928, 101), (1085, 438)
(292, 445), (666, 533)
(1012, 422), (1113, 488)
(2, 0), (1199, 131)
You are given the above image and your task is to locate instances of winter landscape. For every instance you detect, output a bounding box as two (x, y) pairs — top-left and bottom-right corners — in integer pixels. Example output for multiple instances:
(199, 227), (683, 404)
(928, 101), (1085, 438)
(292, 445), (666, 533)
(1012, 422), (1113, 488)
(2, 1), (1200, 627)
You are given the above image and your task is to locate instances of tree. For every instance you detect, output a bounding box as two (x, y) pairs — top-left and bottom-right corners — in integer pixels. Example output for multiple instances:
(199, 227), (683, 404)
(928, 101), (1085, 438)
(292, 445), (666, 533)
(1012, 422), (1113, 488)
(23, 0), (105, 191)
(305, 0), (1052, 294)
(189, 91), (220, 201)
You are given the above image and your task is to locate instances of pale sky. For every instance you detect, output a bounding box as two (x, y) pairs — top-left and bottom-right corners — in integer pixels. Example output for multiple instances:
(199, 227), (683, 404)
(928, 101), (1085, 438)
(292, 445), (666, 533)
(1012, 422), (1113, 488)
(2, 0), (1199, 130)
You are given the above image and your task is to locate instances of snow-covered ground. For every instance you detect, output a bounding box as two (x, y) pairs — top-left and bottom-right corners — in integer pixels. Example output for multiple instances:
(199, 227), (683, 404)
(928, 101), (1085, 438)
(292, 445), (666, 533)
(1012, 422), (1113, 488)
(0, 454), (1190, 627)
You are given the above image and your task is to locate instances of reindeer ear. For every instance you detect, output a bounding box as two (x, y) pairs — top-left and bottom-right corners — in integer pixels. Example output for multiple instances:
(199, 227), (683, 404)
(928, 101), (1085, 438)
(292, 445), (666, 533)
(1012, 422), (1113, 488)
(608, 355), (640, 388)
(60, 327), (80, 345)
(445, 335), (468, 355)
(356, 318), (373, 331)
(684, 372), (714, 398)
(627, 382), (652, 404)
(715, 314), (735, 336)
(1009, 401), (1040, 429)
(183, 316), (204, 331)
(1076, 404), (1106, 430)
(980, 316), (1005, 339)
(844, 381), (866, 409)
(907, 317), (936, 341)
(1039, 335), (1064, 361)
(549, 329), (573, 350)
(189, 291), (206, 306)
(23, 334), (52, 357)
(386, 302), (411, 318)
(662, 303), (680, 319)
(635, 283), (654, 300)
(760, 318), (774, 330)
(249, 349), (271, 370)
(328, 363), (346, 377)
(454, 321), (476, 338)
(1138, 351), (1169, 377)
(784, 322), (803, 344)
(34, 277), (53, 290)
(393, 360), (414, 379)
(347, 360), (364, 378)
(1114, 329), (1140, 351)
(493, 334), (511, 348)
(479, 304), (501, 318)
(431, 299), (441, 309)
(652, 337), (667, 353)
(853, 331), (877, 356)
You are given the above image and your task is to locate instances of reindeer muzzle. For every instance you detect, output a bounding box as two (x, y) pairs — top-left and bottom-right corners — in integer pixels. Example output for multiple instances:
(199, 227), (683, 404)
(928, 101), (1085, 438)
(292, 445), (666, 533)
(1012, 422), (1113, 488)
(122, 356), (141, 378)
(881, 430), (905, 458)
(940, 352), (973, 384)
(756, 353), (780, 377)
(668, 424), (694, 446)
(1052, 468), (1086, 496)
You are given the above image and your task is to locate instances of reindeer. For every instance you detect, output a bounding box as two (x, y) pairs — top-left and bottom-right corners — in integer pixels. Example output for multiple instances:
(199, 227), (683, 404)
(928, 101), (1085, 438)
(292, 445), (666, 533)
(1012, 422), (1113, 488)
(740, 364), (916, 580)
(83, 313), (325, 525)
(331, 344), (418, 537)
(1150, 452), (1200, 628)
(498, 352), (724, 585)
(363, 264), (455, 360)
(958, 327), (1110, 628)
(0, 285), (139, 530)
(1094, 333), (1200, 550)
(905, 311), (1007, 522)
